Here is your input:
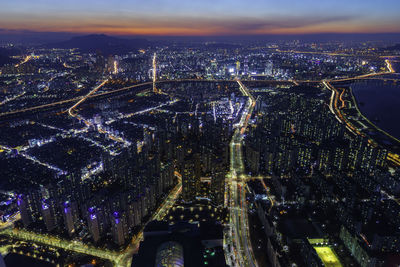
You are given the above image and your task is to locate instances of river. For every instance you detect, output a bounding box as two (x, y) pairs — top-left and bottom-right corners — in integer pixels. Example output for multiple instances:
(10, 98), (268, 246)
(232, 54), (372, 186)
(350, 77), (400, 140)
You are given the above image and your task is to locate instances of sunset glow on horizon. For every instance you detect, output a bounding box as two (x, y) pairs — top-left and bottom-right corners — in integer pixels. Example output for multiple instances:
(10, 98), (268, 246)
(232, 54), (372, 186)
(1, 0), (400, 36)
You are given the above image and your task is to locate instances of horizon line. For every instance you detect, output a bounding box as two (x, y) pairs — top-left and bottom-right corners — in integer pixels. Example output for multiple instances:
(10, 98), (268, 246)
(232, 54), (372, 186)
(2, 29), (400, 37)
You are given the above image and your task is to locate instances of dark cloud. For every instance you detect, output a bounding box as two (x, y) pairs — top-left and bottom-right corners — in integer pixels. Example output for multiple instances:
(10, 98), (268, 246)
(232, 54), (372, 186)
(93, 14), (357, 33)
(216, 16), (356, 31)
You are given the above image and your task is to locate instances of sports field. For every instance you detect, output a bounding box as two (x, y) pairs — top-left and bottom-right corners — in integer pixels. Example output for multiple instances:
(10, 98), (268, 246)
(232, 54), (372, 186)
(314, 246), (342, 267)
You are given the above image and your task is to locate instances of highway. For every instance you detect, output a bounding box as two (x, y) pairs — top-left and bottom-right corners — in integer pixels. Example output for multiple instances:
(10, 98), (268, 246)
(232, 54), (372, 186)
(224, 79), (258, 267)
(1, 227), (120, 264)
(68, 79), (108, 117)
(15, 55), (32, 68)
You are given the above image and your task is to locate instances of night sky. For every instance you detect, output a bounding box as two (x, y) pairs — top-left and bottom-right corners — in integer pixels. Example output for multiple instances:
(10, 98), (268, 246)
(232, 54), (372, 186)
(1, 0), (400, 35)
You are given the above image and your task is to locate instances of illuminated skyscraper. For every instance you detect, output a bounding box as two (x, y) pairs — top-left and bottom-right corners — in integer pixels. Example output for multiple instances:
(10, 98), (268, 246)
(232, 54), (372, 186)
(111, 211), (127, 246)
(88, 207), (100, 242)
(41, 199), (56, 232)
(63, 201), (75, 236)
(17, 194), (32, 227)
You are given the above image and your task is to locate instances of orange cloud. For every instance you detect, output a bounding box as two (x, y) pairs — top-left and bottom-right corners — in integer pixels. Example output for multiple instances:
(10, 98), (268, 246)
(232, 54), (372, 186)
(0, 15), (399, 36)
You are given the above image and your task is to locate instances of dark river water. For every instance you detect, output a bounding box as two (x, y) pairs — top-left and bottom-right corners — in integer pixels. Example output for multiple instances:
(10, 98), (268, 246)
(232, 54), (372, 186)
(350, 78), (400, 140)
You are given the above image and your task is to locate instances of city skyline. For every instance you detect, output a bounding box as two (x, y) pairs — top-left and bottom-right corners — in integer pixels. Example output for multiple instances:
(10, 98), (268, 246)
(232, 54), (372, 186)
(1, 0), (400, 36)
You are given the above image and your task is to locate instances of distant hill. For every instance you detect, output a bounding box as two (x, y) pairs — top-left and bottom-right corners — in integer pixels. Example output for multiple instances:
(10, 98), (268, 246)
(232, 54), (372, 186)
(45, 34), (151, 55)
